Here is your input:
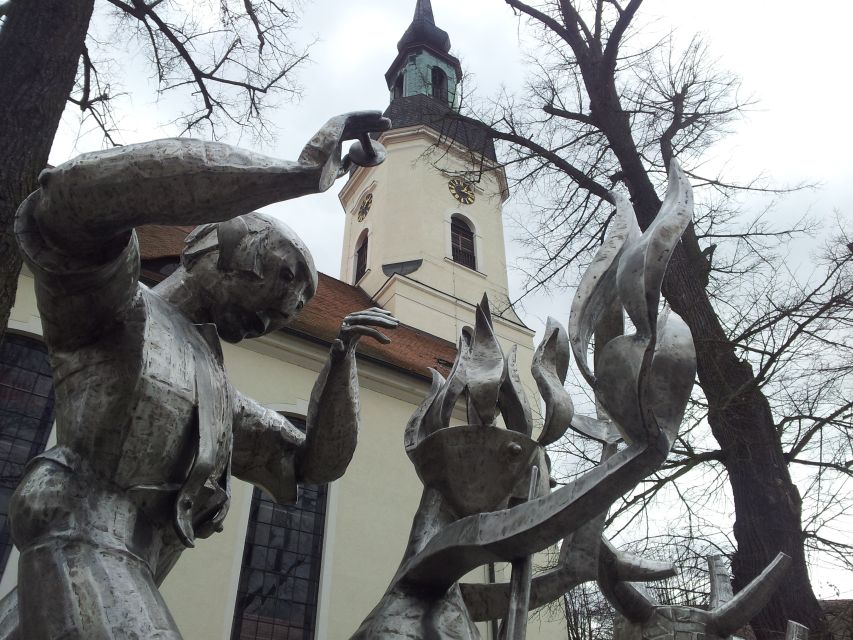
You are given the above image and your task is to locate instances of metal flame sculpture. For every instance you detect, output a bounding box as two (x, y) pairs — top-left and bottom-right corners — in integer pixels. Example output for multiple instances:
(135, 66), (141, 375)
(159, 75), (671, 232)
(350, 163), (789, 640)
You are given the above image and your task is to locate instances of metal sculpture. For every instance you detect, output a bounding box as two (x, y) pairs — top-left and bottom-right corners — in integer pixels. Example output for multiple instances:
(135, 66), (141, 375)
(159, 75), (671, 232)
(351, 162), (701, 639)
(609, 555), (794, 640)
(1, 112), (396, 640)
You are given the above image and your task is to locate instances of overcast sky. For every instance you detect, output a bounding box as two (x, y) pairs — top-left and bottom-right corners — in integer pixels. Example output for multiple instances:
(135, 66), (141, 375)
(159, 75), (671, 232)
(49, 0), (853, 596)
(51, 1), (853, 300)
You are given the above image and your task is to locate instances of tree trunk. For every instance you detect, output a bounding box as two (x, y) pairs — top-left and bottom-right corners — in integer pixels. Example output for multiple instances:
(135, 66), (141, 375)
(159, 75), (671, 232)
(660, 246), (829, 639)
(0, 0), (95, 335)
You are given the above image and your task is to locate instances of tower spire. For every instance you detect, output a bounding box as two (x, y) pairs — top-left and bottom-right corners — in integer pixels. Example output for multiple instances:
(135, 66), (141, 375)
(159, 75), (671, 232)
(413, 0), (435, 23)
(397, 0), (451, 53)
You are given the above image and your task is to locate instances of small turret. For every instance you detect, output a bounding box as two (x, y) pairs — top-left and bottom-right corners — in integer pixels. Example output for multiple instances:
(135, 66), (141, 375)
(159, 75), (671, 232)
(384, 0), (462, 109)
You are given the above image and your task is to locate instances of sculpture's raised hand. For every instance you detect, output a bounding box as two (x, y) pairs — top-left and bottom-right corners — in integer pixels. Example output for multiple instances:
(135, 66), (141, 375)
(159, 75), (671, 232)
(334, 307), (399, 356)
(299, 111), (392, 190)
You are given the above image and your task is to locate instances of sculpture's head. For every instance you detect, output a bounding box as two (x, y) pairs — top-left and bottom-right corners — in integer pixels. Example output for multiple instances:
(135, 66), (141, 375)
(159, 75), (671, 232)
(180, 212), (318, 343)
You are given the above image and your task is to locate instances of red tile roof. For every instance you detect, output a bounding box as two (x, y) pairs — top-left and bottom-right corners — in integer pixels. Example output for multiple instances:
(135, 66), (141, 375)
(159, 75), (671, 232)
(136, 225), (456, 380)
(138, 225), (196, 260)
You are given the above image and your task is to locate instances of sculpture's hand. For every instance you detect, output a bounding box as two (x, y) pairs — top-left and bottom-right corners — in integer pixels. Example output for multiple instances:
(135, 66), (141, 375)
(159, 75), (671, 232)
(299, 111), (392, 191)
(332, 307), (399, 357)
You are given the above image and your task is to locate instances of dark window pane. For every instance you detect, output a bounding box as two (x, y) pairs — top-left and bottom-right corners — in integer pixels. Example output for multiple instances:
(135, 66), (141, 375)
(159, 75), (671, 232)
(231, 417), (326, 640)
(451, 218), (476, 270)
(0, 335), (55, 575)
(355, 236), (368, 284)
(431, 67), (448, 104)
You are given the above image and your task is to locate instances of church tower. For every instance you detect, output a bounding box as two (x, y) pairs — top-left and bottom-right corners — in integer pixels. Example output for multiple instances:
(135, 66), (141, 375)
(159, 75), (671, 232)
(339, 0), (530, 350)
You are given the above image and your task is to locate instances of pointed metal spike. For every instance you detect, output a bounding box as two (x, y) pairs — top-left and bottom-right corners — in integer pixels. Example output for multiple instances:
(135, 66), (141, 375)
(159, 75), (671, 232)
(479, 292), (493, 328)
(406, 368), (446, 454)
(708, 555), (734, 610)
(466, 301), (505, 426)
(708, 553), (792, 637)
(532, 320), (574, 446)
(499, 345), (533, 435)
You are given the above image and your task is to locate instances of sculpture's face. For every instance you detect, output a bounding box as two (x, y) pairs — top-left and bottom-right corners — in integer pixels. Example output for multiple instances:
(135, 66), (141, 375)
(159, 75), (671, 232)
(192, 219), (318, 343)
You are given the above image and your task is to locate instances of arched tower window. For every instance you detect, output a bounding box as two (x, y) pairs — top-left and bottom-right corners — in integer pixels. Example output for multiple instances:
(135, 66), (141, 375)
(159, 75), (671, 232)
(450, 216), (476, 270)
(354, 231), (369, 283)
(393, 73), (404, 100)
(431, 67), (448, 104)
(230, 416), (328, 640)
(0, 334), (55, 576)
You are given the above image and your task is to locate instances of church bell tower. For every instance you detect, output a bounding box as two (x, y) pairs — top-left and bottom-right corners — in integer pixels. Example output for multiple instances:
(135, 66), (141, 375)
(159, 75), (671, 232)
(338, 0), (530, 349)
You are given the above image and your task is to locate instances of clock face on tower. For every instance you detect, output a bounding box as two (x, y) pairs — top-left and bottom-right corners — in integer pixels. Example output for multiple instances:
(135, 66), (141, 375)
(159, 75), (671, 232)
(448, 178), (475, 205)
(357, 192), (373, 222)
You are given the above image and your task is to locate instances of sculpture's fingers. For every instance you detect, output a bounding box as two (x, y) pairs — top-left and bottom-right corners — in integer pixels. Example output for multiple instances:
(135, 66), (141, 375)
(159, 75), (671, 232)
(343, 312), (399, 328)
(342, 325), (391, 345)
(342, 112), (392, 139)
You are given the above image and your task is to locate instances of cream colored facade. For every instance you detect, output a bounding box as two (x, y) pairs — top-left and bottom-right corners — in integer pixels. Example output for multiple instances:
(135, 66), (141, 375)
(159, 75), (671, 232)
(338, 126), (541, 413)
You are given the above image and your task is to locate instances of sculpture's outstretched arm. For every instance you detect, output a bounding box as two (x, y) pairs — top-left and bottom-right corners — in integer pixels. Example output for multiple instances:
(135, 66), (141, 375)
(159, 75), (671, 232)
(232, 392), (305, 505)
(233, 307), (397, 492)
(297, 307), (398, 485)
(24, 111), (390, 254)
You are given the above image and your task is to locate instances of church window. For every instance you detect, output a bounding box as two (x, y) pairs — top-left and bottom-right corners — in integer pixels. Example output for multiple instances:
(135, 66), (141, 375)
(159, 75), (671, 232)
(393, 74), (404, 100)
(0, 334), (55, 577)
(431, 67), (448, 104)
(355, 232), (369, 283)
(451, 217), (476, 270)
(231, 417), (328, 640)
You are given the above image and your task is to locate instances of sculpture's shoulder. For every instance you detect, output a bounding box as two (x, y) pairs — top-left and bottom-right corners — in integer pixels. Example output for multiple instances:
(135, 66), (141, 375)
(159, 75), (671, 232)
(15, 191), (143, 350)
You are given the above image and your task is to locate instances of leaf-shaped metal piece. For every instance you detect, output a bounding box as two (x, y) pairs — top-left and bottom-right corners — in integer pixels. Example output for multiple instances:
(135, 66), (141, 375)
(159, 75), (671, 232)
(423, 334), (470, 434)
(466, 297), (506, 426)
(532, 317), (574, 446)
(569, 192), (640, 386)
(405, 368), (445, 457)
(594, 333), (648, 446)
(499, 344), (533, 435)
(569, 414), (621, 445)
(644, 310), (696, 446)
(615, 160), (693, 339)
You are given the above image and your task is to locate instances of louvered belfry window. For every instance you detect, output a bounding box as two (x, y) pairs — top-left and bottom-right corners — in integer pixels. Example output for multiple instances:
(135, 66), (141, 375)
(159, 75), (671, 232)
(431, 67), (448, 104)
(451, 218), (476, 270)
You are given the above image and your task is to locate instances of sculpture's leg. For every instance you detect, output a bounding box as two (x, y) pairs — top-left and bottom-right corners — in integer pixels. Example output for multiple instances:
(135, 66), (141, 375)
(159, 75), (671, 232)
(0, 588), (20, 640)
(17, 540), (181, 639)
(10, 458), (183, 640)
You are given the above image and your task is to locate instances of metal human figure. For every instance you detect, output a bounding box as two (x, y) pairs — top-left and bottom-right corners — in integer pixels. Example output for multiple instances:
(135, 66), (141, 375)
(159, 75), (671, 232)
(4, 112), (396, 639)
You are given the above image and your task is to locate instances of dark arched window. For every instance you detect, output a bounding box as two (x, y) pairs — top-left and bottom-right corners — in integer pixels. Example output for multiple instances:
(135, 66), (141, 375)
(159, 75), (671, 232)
(231, 417), (328, 640)
(431, 67), (448, 104)
(393, 73), (404, 100)
(0, 334), (55, 575)
(451, 217), (476, 270)
(354, 233), (368, 283)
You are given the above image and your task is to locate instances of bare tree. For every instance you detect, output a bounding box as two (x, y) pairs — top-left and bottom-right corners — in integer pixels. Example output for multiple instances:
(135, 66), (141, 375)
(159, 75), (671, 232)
(446, 1), (852, 637)
(0, 0), (308, 335)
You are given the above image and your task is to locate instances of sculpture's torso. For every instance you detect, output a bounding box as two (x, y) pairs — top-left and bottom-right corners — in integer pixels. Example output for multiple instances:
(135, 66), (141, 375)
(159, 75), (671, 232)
(15, 286), (234, 572)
